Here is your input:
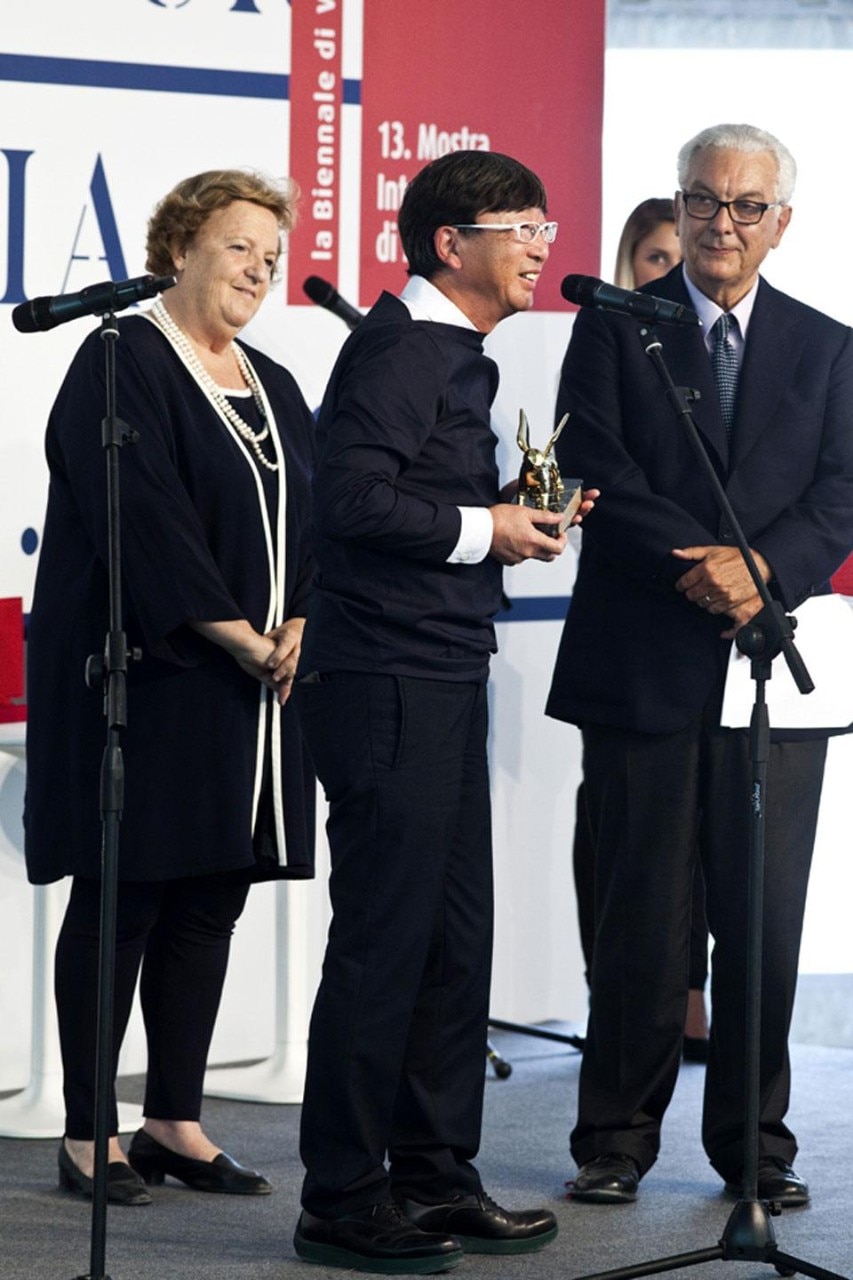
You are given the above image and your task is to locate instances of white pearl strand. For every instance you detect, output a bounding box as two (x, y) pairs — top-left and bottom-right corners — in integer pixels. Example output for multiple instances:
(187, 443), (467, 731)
(150, 299), (278, 472)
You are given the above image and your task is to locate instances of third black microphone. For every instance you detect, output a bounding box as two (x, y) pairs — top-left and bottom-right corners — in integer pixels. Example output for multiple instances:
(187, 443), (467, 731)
(302, 276), (363, 331)
(561, 274), (701, 327)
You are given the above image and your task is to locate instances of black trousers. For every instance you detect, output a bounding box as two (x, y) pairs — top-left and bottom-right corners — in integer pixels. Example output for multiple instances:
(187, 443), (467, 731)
(572, 719), (826, 1182)
(294, 672), (493, 1217)
(56, 870), (251, 1139)
(572, 781), (710, 991)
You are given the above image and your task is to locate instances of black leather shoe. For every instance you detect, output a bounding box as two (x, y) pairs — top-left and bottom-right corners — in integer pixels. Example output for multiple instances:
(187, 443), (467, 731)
(127, 1128), (271, 1195)
(569, 1154), (641, 1203)
(399, 1190), (557, 1254)
(58, 1141), (152, 1206)
(294, 1202), (464, 1273)
(725, 1157), (810, 1207)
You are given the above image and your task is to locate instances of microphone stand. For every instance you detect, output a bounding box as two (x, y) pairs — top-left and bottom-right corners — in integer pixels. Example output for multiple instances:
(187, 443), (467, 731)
(72, 309), (141, 1280)
(487, 1019), (584, 1055)
(569, 323), (847, 1280)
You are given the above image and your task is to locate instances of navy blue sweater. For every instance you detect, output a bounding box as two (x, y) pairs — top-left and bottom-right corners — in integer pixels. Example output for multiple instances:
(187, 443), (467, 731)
(300, 291), (503, 682)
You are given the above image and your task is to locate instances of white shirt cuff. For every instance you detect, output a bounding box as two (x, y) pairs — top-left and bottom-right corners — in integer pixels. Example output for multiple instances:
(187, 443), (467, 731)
(447, 507), (493, 564)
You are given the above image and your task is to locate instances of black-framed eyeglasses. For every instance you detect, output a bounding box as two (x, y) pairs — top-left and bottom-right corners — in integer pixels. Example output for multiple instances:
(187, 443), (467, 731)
(453, 221), (559, 244)
(680, 192), (782, 226)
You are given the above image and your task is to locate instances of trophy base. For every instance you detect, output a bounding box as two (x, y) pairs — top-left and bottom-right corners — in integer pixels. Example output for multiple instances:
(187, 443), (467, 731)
(517, 480), (583, 535)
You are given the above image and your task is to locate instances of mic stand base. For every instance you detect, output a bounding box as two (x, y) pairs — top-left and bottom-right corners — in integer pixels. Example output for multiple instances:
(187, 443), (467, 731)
(488, 1016), (584, 1052)
(567, 1197), (846, 1280)
(483, 1017), (583, 1080)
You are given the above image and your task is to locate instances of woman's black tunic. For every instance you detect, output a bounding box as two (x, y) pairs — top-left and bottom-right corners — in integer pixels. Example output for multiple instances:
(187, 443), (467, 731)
(24, 315), (316, 885)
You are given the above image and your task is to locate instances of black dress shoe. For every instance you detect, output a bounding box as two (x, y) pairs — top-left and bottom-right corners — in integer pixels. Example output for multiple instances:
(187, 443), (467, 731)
(294, 1202), (464, 1273)
(570, 1153), (641, 1203)
(58, 1142), (152, 1206)
(724, 1157), (810, 1207)
(127, 1129), (271, 1195)
(398, 1190), (557, 1254)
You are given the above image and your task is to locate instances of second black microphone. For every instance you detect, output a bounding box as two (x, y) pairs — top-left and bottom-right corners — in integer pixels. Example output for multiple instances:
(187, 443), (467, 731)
(561, 274), (701, 327)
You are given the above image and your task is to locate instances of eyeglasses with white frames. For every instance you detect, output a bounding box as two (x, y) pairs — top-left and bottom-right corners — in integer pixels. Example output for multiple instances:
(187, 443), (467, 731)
(680, 192), (783, 226)
(453, 221), (559, 244)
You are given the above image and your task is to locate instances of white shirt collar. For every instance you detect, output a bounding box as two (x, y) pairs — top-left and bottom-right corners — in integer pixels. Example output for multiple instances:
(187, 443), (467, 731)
(681, 264), (759, 347)
(399, 275), (478, 330)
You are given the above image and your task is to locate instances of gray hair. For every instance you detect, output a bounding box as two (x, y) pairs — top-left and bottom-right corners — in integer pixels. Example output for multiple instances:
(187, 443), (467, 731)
(677, 123), (797, 205)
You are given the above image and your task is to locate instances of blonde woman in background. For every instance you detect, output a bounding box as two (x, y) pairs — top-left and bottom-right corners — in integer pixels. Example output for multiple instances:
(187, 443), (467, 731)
(613, 196), (681, 289)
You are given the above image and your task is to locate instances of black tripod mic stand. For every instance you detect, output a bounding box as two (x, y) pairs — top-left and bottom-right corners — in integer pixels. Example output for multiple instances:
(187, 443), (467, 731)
(569, 324), (848, 1280)
(73, 309), (142, 1280)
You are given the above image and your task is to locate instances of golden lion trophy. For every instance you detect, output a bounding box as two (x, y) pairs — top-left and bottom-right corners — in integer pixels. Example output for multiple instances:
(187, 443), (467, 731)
(514, 410), (581, 536)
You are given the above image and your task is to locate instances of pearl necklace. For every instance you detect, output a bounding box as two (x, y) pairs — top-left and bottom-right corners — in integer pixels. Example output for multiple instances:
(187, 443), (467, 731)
(150, 300), (278, 472)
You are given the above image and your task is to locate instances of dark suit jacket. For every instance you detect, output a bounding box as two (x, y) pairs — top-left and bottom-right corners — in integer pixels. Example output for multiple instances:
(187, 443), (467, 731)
(25, 319), (317, 884)
(546, 265), (853, 734)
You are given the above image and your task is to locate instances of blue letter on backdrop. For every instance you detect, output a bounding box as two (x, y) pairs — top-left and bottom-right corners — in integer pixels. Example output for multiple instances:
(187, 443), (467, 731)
(64, 155), (129, 286)
(1, 149), (33, 305)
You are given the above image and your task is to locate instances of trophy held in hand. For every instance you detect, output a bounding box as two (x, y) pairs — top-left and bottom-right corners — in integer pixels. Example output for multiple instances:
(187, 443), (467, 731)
(514, 410), (582, 536)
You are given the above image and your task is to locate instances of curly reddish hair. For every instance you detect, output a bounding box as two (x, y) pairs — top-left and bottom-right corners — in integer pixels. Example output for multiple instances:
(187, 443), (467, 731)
(146, 168), (298, 279)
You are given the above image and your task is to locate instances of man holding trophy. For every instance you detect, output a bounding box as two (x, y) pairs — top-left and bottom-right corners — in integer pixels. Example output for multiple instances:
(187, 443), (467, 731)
(291, 149), (595, 1274)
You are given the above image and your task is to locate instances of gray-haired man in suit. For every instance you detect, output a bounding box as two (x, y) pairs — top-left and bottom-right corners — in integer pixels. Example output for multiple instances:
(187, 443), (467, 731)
(547, 123), (853, 1206)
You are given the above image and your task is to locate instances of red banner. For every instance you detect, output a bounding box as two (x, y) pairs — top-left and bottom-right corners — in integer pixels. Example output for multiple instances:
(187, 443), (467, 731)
(287, 0), (344, 302)
(0, 596), (25, 723)
(359, 0), (605, 312)
(831, 554), (853, 596)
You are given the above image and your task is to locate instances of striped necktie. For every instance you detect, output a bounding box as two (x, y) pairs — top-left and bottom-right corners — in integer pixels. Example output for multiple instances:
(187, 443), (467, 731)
(711, 312), (739, 437)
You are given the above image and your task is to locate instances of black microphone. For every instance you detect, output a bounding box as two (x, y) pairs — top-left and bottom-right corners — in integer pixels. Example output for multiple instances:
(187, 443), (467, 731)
(12, 273), (177, 334)
(561, 274), (701, 327)
(303, 275), (362, 331)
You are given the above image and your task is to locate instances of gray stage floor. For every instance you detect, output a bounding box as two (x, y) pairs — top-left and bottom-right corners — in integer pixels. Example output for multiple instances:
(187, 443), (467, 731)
(1, 1031), (851, 1280)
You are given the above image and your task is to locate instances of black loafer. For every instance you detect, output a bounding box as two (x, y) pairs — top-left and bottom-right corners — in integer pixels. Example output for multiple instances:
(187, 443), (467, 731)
(58, 1141), (152, 1206)
(398, 1190), (557, 1254)
(725, 1157), (810, 1207)
(127, 1128), (271, 1195)
(569, 1153), (641, 1203)
(294, 1202), (464, 1273)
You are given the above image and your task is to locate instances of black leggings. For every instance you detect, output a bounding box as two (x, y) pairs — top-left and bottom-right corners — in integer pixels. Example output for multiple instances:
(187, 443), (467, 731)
(56, 871), (252, 1140)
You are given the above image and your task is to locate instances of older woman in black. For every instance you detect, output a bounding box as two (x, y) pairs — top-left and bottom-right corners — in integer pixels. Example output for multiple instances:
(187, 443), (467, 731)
(24, 169), (315, 1203)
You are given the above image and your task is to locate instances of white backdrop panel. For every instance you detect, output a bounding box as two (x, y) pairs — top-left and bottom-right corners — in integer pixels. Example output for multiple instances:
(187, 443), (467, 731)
(2, 21), (853, 1096)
